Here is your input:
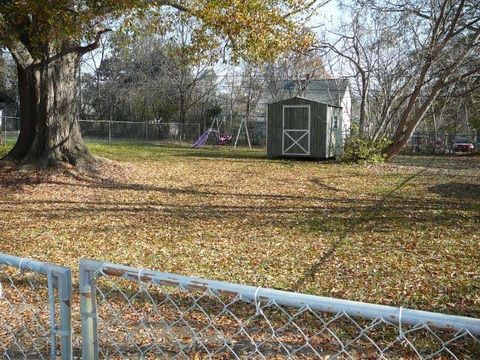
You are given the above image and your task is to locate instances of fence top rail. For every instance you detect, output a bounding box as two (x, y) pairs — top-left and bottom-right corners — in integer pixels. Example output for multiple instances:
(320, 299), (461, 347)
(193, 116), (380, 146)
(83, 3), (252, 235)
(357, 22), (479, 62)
(216, 114), (266, 118)
(79, 119), (201, 126)
(0, 252), (70, 280)
(1, 118), (200, 126)
(80, 258), (480, 336)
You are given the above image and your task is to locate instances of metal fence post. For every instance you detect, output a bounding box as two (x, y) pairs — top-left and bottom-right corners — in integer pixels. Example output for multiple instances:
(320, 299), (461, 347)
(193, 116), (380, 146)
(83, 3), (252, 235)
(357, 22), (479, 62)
(47, 271), (58, 359)
(0, 253), (73, 359)
(80, 260), (99, 360)
(108, 120), (112, 144)
(56, 268), (73, 360)
(3, 116), (6, 146)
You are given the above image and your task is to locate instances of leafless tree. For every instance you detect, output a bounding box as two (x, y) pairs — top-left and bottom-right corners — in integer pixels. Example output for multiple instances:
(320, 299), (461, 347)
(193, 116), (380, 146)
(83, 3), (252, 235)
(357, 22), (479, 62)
(262, 50), (329, 103)
(318, 0), (480, 158)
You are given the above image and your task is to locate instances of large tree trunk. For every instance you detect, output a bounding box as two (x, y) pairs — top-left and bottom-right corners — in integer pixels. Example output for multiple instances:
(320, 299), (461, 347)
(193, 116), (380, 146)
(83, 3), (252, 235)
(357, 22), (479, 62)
(385, 81), (445, 160)
(3, 51), (94, 168)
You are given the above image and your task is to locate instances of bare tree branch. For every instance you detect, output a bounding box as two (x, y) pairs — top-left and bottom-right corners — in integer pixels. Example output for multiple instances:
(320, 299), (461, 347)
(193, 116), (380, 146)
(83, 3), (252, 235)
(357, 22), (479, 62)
(77, 29), (112, 55)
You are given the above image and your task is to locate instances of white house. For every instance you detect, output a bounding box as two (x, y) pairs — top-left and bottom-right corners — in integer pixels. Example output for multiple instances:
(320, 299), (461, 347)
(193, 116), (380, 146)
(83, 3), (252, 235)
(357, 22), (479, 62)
(281, 79), (352, 137)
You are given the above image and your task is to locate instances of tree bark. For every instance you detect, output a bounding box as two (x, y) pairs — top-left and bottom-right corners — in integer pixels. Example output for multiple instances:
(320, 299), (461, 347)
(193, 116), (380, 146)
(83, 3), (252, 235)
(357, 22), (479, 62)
(3, 51), (94, 168)
(385, 81), (445, 159)
(358, 74), (368, 136)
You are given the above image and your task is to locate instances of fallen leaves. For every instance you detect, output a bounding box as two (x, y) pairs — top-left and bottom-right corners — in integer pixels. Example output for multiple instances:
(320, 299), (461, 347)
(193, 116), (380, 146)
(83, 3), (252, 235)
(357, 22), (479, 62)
(0, 143), (479, 319)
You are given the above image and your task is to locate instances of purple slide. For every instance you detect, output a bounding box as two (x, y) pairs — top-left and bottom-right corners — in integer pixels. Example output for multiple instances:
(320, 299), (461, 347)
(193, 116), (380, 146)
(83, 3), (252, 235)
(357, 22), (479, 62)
(192, 131), (210, 148)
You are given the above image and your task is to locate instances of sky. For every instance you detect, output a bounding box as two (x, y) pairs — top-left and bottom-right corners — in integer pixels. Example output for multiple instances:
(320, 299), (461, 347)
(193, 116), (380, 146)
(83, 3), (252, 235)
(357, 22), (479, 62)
(315, 0), (343, 28)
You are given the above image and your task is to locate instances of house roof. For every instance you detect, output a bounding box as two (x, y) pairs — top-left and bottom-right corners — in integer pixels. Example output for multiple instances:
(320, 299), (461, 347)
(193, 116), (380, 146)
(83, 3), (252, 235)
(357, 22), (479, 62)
(282, 79), (349, 107)
(269, 96), (342, 108)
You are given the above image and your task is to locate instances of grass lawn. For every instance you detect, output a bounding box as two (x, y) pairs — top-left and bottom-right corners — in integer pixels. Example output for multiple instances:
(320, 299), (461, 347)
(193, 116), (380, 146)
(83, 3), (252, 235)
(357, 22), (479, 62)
(1, 141), (479, 318)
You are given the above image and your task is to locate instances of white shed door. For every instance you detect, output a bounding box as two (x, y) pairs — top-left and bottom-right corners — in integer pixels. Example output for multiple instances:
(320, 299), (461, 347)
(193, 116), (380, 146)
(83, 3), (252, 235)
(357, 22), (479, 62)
(282, 105), (310, 156)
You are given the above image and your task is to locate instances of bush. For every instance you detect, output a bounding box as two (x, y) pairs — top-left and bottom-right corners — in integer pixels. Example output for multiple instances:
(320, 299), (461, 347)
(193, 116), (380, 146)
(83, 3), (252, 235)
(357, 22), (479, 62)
(341, 133), (390, 164)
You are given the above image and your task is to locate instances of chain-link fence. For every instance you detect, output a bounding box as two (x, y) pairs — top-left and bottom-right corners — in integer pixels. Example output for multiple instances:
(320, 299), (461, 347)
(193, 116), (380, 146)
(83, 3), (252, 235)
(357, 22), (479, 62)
(0, 253), (72, 360)
(79, 120), (201, 144)
(0, 118), (202, 147)
(1, 252), (479, 359)
(79, 259), (480, 359)
(0, 116), (20, 146)
(406, 133), (479, 154)
(1, 116), (267, 148)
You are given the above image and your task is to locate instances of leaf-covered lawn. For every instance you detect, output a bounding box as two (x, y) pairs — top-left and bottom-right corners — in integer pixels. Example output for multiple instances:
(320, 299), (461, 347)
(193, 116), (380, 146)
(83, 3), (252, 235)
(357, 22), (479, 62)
(1, 142), (479, 317)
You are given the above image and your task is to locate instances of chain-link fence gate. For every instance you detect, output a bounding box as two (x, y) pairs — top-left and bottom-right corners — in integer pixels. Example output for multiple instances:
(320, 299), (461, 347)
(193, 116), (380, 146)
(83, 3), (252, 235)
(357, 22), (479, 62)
(79, 258), (480, 359)
(2, 252), (479, 359)
(0, 253), (72, 360)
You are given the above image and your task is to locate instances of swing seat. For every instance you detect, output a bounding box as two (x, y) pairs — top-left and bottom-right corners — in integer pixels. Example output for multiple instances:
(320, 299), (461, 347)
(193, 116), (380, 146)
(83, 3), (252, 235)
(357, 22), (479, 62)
(218, 134), (233, 145)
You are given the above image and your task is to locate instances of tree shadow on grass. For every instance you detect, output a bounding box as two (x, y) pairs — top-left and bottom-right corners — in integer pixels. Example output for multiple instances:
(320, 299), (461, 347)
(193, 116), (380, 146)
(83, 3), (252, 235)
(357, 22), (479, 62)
(0, 163), (48, 190)
(393, 155), (480, 171)
(175, 149), (268, 161)
(2, 164), (478, 234)
(1, 176), (478, 234)
(292, 164), (435, 292)
(429, 182), (480, 199)
(171, 147), (338, 164)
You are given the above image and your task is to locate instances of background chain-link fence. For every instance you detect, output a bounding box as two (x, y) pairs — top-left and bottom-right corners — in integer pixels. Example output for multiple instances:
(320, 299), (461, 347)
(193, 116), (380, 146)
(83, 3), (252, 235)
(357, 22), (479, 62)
(0, 116), (20, 147)
(0, 117), (204, 146)
(5, 116), (480, 152)
(80, 259), (480, 360)
(2, 116), (267, 147)
(406, 133), (479, 154)
(0, 253), (72, 360)
(79, 120), (202, 144)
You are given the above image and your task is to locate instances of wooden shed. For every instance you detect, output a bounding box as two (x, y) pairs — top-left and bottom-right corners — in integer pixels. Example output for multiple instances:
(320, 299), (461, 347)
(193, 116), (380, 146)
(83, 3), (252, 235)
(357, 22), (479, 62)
(267, 96), (344, 159)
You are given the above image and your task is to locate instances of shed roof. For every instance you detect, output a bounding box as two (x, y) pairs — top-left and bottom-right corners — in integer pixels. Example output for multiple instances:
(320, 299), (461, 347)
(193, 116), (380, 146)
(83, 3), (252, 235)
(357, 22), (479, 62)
(282, 79), (349, 106)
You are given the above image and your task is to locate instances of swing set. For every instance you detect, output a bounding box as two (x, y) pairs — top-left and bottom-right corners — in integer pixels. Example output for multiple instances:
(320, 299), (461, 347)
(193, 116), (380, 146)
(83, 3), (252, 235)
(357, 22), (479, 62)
(192, 115), (252, 149)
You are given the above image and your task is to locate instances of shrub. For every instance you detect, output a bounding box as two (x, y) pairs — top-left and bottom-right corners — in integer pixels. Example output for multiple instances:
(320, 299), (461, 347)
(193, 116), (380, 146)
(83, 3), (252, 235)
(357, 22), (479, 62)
(341, 132), (391, 164)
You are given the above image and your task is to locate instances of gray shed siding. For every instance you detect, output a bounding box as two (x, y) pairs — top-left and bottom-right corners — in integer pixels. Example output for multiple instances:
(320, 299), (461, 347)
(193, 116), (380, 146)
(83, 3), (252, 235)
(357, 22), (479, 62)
(267, 97), (329, 159)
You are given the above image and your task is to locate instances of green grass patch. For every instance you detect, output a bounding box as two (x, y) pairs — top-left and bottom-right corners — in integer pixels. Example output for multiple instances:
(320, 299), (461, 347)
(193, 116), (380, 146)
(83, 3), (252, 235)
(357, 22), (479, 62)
(88, 140), (267, 162)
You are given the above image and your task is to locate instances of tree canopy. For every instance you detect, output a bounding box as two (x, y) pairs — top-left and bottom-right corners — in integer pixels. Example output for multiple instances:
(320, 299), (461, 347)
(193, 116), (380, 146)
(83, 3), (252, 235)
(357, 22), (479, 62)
(0, 0), (314, 67)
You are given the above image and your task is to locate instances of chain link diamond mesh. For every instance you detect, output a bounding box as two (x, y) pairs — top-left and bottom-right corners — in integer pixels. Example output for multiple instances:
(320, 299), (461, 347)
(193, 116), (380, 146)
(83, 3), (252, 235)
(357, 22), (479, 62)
(81, 261), (480, 359)
(0, 264), (54, 359)
(0, 254), (72, 360)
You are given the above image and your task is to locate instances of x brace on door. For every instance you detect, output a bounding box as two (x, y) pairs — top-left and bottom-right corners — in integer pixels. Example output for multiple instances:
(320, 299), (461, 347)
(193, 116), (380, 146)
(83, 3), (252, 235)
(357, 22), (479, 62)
(283, 129), (309, 155)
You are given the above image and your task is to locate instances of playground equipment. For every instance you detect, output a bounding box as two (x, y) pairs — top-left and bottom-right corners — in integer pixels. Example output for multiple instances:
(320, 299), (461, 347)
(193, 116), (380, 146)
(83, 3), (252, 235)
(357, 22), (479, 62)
(234, 116), (252, 149)
(192, 115), (252, 149)
(192, 117), (233, 148)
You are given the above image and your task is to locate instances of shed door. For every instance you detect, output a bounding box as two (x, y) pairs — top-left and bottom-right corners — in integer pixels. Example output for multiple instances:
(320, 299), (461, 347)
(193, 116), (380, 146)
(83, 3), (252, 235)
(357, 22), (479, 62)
(282, 105), (310, 156)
